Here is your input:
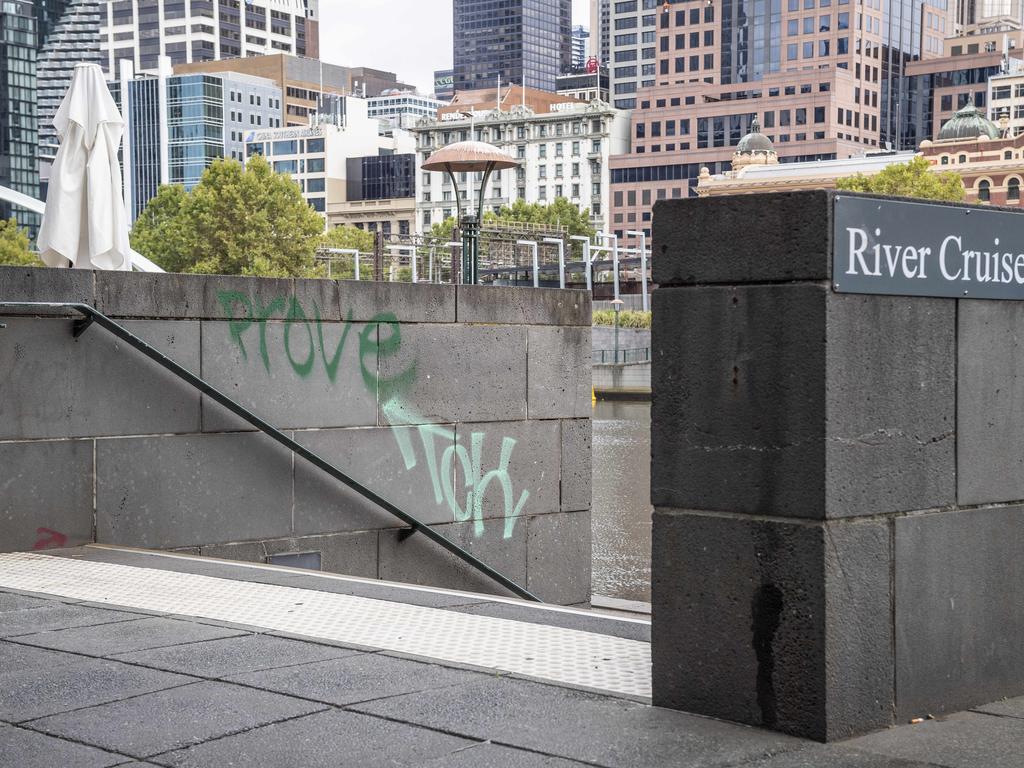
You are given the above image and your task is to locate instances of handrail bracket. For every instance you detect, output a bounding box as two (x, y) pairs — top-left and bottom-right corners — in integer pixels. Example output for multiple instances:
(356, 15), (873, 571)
(73, 315), (95, 339)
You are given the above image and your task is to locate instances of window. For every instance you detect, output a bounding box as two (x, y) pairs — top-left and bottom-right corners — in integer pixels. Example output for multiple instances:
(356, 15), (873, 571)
(978, 180), (991, 202)
(1010, 178), (1021, 201)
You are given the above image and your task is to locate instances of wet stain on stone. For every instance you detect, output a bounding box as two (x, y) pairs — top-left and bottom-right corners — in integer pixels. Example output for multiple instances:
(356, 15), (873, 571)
(751, 582), (784, 727)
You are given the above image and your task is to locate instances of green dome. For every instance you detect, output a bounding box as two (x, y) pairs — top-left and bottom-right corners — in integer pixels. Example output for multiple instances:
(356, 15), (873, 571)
(937, 104), (1001, 141)
(736, 118), (775, 154)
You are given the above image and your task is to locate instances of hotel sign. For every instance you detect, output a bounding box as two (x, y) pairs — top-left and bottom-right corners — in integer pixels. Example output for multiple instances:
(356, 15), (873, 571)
(834, 195), (1024, 300)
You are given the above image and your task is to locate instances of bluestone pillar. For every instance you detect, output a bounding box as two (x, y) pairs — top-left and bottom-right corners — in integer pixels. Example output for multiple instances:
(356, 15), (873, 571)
(651, 190), (1024, 740)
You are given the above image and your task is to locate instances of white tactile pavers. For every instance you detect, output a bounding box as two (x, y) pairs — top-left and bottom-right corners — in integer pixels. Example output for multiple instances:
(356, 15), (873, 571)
(0, 552), (651, 699)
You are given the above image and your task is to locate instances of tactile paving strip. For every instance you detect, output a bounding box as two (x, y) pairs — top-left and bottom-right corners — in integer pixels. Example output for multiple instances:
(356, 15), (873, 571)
(0, 552), (651, 698)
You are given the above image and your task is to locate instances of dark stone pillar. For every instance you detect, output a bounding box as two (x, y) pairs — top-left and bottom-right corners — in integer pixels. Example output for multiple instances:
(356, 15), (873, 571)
(651, 191), (1024, 740)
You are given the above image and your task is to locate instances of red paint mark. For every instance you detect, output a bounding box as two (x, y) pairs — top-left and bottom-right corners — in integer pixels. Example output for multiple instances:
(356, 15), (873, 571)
(33, 528), (67, 550)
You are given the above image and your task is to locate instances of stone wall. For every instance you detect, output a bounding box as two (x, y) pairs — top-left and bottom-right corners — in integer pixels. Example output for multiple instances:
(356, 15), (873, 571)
(0, 267), (592, 604)
(650, 190), (1024, 739)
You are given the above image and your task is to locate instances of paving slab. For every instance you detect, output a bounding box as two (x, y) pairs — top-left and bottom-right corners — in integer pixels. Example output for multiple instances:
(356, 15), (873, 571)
(0, 722), (126, 768)
(224, 653), (480, 707)
(26, 680), (325, 759)
(973, 695), (1024, 720)
(846, 711), (1024, 768)
(0, 603), (145, 637)
(0, 641), (92, 674)
(0, 655), (193, 722)
(418, 743), (592, 767)
(155, 709), (474, 768)
(350, 676), (801, 768)
(111, 633), (362, 678)
(0, 592), (51, 612)
(745, 744), (946, 767)
(13, 617), (247, 657)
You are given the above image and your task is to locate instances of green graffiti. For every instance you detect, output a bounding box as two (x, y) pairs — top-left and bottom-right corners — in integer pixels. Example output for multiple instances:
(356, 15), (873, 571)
(284, 297), (315, 378)
(318, 306), (354, 383)
(359, 313), (417, 405)
(254, 295), (286, 373)
(216, 291), (254, 361)
(219, 291), (530, 540)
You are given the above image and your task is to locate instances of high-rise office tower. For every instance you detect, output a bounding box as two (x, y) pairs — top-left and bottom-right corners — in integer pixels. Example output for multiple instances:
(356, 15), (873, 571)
(572, 25), (591, 70)
(37, 0), (103, 167)
(590, 0), (611, 65)
(609, 0), (956, 244)
(100, 0), (320, 78)
(453, 0), (572, 92)
(0, 0), (38, 228)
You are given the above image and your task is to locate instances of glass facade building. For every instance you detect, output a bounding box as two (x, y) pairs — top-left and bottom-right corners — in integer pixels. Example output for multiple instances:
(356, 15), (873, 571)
(0, 0), (38, 230)
(37, 0), (102, 165)
(345, 154), (416, 202)
(166, 75), (223, 189)
(453, 0), (572, 92)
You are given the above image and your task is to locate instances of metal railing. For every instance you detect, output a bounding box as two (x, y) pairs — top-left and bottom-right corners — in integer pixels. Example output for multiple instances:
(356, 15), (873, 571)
(0, 302), (540, 602)
(592, 347), (651, 365)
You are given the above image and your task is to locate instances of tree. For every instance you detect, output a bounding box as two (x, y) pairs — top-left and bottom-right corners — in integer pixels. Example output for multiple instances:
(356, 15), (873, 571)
(428, 199), (596, 244)
(131, 155), (326, 277)
(486, 197), (596, 238)
(320, 224), (373, 253)
(836, 156), (964, 202)
(0, 218), (39, 266)
(319, 225), (374, 279)
(129, 184), (190, 273)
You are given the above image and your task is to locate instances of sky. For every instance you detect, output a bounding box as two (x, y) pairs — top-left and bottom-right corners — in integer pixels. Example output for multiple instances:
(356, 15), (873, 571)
(320, 0), (591, 95)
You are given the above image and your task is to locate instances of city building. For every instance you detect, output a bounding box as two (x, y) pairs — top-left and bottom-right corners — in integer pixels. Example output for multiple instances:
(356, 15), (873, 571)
(175, 54), (414, 127)
(37, 0), (102, 167)
(572, 25), (591, 70)
(115, 60), (282, 221)
(606, 0), (960, 246)
(329, 153), (417, 236)
(453, 0), (572, 92)
(590, 0), (611, 65)
(434, 69), (455, 101)
(99, 0), (319, 77)
(368, 92), (447, 130)
(412, 87), (630, 234)
(557, 66), (610, 102)
(988, 67), (1024, 135)
(698, 102), (1024, 207)
(904, 27), (1023, 148)
(0, 0), (38, 228)
(244, 96), (415, 227)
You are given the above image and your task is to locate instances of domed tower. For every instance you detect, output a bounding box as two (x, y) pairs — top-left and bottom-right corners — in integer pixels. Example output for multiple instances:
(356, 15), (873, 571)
(732, 118), (778, 169)
(935, 104), (1002, 142)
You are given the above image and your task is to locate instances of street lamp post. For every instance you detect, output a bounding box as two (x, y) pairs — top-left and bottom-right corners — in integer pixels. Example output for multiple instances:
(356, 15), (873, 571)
(611, 297), (624, 363)
(422, 142), (520, 285)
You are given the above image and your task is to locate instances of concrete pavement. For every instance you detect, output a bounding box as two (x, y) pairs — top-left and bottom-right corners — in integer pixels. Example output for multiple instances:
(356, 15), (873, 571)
(1, 547), (1021, 767)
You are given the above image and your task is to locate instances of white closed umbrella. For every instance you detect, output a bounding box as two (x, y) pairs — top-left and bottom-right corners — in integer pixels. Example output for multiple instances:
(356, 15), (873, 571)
(37, 62), (131, 271)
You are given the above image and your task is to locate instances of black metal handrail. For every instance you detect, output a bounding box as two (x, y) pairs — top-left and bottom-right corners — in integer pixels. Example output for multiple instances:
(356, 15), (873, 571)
(0, 302), (540, 602)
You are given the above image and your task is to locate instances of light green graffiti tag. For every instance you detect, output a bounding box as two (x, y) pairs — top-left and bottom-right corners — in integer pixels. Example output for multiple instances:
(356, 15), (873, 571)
(218, 291), (529, 539)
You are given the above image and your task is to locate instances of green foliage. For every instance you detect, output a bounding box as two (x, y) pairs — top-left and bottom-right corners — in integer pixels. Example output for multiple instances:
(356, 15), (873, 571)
(592, 309), (651, 329)
(321, 224), (374, 253)
(430, 217), (457, 243)
(485, 197), (596, 238)
(0, 217), (39, 266)
(836, 156), (964, 202)
(319, 226), (374, 280)
(131, 156), (326, 277)
(428, 199), (596, 243)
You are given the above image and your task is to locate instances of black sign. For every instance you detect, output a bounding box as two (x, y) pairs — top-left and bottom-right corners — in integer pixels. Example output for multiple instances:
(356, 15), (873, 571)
(833, 195), (1024, 300)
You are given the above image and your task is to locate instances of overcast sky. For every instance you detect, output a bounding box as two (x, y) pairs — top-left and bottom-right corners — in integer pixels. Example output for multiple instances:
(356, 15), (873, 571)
(320, 0), (591, 94)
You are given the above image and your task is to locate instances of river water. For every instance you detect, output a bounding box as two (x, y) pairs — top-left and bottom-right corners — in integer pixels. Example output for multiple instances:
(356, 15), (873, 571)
(591, 400), (652, 603)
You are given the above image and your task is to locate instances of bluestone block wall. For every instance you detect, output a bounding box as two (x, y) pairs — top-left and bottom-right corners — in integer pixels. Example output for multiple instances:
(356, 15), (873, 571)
(0, 268), (592, 605)
(651, 190), (1024, 740)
